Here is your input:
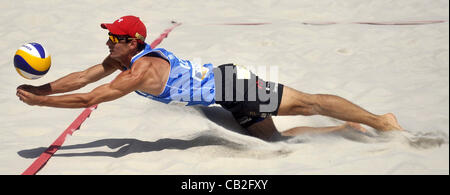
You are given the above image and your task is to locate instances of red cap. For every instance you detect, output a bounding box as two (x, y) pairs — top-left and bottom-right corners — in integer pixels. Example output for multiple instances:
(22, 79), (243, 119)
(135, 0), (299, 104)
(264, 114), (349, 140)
(101, 15), (147, 43)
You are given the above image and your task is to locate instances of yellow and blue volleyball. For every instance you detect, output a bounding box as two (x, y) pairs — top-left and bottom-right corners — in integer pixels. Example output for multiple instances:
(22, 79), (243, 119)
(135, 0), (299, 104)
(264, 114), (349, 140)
(13, 43), (51, 80)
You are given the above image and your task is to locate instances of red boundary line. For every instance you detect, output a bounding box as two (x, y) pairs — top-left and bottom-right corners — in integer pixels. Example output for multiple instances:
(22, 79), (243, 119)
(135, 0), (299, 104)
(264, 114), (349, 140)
(219, 22), (272, 26)
(21, 105), (98, 175)
(21, 22), (182, 175)
(151, 22), (182, 48)
(353, 20), (446, 25)
(215, 20), (446, 26)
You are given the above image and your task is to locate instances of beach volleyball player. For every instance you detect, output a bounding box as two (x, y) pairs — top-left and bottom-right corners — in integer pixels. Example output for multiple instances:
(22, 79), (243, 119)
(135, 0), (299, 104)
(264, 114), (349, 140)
(16, 16), (403, 141)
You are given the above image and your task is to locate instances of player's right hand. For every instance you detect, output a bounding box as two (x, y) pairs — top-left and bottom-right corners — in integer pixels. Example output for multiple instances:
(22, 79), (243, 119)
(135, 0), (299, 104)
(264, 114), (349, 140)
(17, 84), (51, 96)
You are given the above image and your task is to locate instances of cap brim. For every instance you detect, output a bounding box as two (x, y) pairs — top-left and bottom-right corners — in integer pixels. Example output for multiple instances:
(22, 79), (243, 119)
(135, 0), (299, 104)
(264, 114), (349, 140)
(100, 23), (127, 35)
(100, 23), (109, 29)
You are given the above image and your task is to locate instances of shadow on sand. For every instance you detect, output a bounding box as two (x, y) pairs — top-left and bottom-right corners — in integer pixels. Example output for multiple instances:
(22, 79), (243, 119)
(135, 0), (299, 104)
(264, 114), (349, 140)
(18, 106), (252, 159)
(18, 133), (249, 159)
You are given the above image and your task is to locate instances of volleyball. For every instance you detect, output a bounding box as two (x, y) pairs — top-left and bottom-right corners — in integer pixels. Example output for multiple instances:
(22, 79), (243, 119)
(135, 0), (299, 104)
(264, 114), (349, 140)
(13, 43), (51, 80)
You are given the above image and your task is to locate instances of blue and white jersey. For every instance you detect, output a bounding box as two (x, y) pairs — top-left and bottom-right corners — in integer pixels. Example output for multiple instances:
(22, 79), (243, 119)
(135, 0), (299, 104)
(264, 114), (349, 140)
(129, 44), (215, 106)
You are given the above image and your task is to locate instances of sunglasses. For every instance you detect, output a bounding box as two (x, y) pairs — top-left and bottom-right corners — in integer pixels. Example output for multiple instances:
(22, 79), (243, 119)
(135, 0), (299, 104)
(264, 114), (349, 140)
(108, 32), (137, 44)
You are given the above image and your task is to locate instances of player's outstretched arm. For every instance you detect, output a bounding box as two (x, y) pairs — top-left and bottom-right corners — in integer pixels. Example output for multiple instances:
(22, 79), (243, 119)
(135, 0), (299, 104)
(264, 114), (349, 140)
(17, 55), (120, 96)
(17, 65), (144, 108)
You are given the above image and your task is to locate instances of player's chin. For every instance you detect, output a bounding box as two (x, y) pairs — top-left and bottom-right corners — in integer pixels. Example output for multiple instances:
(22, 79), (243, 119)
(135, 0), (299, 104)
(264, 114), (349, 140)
(109, 51), (119, 59)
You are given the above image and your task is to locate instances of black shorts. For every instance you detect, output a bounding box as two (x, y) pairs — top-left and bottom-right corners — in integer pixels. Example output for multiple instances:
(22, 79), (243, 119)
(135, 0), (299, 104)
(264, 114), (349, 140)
(214, 63), (284, 128)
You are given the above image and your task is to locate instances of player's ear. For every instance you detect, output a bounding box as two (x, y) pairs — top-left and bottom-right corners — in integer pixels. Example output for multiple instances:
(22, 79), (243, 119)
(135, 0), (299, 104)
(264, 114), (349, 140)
(129, 39), (138, 50)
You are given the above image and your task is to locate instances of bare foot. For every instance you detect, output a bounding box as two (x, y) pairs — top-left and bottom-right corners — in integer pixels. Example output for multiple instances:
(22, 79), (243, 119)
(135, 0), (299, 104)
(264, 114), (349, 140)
(344, 122), (368, 133)
(378, 113), (403, 131)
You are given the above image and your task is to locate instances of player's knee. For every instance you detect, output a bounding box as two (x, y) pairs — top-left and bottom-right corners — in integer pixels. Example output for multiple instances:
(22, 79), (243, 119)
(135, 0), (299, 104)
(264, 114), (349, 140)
(304, 94), (328, 115)
(292, 103), (318, 116)
(313, 94), (338, 113)
(286, 93), (319, 116)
